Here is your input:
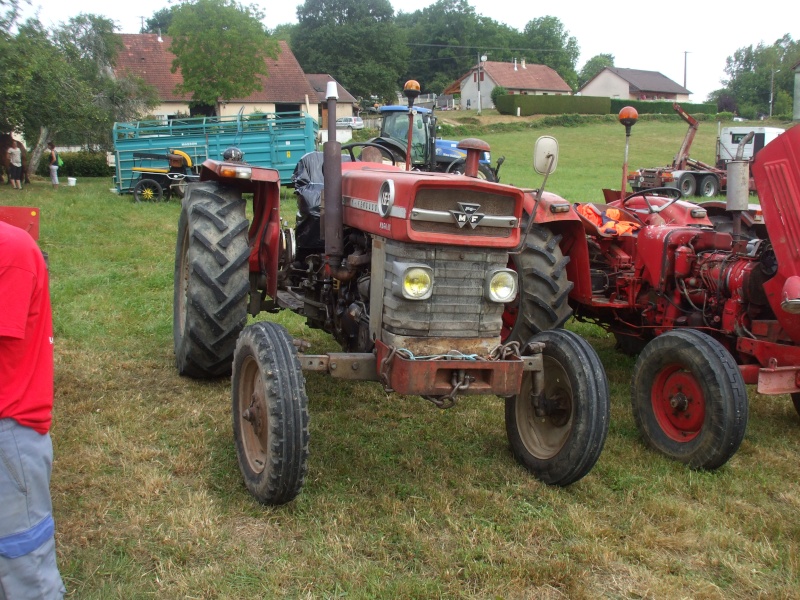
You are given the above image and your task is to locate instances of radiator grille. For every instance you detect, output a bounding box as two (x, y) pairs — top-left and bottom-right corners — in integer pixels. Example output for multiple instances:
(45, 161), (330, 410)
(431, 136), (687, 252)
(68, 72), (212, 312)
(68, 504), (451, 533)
(410, 188), (516, 237)
(381, 239), (508, 338)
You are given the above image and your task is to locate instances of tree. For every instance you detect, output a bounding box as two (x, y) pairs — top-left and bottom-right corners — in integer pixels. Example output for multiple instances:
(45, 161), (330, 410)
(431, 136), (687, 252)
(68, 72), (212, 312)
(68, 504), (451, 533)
(144, 6), (178, 34)
(519, 16), (579, 90)
(716, 34), (799, 116)
(490, 85), (507, 107)
(578, 53), (614, 88)
(169, 0), (278, 115)
(292, 0), (408, 101)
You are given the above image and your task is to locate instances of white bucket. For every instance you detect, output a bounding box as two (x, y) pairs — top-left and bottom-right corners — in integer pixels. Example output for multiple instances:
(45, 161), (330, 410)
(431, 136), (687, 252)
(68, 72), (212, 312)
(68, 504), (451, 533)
(67, 177), (76, 186)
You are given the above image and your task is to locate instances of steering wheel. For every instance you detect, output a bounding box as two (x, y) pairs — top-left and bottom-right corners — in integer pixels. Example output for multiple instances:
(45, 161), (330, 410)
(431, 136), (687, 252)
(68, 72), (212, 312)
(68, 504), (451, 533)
(623, 186), (683, 214)
(340, 142), (397, 165)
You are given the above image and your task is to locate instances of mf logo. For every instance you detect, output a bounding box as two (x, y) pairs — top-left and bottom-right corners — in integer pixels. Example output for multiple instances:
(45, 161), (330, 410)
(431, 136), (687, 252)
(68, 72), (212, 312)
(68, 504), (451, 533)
(450, 202), (485, 229)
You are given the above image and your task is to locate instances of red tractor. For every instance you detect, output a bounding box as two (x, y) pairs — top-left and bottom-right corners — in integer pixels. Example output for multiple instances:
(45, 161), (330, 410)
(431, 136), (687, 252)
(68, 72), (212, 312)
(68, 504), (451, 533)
(172, 81), (610, 505)
(506, 110), (800, 470)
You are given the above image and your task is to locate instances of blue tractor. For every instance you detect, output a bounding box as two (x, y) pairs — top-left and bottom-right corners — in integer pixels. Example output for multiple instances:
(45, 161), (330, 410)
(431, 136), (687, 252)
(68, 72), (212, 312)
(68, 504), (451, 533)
(366, 104), (504, 181)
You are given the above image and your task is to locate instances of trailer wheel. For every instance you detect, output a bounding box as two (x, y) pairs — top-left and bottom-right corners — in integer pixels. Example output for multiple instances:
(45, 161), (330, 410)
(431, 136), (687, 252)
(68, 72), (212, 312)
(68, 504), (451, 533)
(699, 175), (719, 197)
(505, 329), (610, 486)
(677, 173), (697, 197)
(134, 178), (164, 202)
(232, 322), (310, 505)
(631, 329), (748, 469)
(502, 224), (573, 344)
(173, 182), (250, 378)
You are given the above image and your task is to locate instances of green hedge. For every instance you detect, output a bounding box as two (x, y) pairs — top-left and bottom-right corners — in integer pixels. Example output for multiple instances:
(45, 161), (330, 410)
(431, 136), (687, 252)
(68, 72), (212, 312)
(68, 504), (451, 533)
(495, 94), (716, 117)
(36, 151), (113, 178)
(497, 94), (611, 116)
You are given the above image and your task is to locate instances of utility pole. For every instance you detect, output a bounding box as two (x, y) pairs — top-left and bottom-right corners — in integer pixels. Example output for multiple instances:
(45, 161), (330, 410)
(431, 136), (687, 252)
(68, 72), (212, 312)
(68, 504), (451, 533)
(683, 51), (689, 89)
(476, 53), (487, 115)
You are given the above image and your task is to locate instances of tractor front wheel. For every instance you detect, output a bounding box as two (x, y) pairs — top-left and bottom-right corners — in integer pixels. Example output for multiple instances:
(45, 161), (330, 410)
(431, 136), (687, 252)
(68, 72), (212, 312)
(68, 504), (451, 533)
(173, 182), (250, 378)
(232, 322), (310, 505)
(631, 329), (748, 469)
(502, 224), (573, 344)
(505, 329), (610, 486)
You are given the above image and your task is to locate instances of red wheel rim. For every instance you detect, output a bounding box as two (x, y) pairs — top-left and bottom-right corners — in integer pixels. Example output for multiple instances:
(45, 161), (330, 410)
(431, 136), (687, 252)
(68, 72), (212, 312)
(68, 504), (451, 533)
(651, 365), (705, 442)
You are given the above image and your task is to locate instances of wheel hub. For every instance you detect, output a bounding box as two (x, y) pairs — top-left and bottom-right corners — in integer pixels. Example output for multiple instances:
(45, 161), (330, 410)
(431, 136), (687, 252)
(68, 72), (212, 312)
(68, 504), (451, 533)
(243, 394), (264, 437)
(652, 368), (705, 441)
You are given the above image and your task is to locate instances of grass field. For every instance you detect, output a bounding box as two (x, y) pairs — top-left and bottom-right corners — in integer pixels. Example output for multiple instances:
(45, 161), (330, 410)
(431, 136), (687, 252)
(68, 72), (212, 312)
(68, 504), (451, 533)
(2, 118), (800, 599)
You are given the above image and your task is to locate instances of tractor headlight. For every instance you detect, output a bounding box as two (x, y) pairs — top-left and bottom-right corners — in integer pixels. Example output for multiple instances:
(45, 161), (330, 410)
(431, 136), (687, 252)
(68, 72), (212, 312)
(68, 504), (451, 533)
(486, 269), (517, 303)
(401, 266), (433, 300)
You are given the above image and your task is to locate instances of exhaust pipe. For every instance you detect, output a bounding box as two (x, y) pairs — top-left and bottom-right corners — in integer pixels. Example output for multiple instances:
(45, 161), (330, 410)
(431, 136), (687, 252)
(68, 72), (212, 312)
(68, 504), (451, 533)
(323, 81), (344, 262)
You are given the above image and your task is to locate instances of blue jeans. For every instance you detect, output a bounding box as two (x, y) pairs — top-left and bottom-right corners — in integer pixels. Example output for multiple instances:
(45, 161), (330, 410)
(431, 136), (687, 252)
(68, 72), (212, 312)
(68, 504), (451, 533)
(0, 419), (65, 599)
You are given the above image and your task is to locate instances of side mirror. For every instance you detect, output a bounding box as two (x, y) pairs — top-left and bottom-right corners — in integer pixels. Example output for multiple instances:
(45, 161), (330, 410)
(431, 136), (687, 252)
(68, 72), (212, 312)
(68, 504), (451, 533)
(533, 136), (559, 175)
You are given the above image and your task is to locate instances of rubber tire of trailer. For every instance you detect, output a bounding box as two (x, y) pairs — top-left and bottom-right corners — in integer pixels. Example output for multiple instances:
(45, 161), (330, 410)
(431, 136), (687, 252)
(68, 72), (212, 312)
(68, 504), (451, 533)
(677, 173), (696, 197)
(232, 321), (310, 505)
(630, 329), (748, 470)
(173, 181), (250, 378)
(503, 223), (573, 345)
(134, 178), (164, 202)
(505, 328), (610, 486)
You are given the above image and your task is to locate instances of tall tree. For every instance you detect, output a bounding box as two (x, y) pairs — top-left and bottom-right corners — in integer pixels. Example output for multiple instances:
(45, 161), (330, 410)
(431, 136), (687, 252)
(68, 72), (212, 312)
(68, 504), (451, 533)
(578, 53), (614, 88)
(169, 0), (278, 115)
(713, 34), (799, 117)
(292, 0), (408, 101)
(519, 16), (579, 90)
(144, 6), (178, 34)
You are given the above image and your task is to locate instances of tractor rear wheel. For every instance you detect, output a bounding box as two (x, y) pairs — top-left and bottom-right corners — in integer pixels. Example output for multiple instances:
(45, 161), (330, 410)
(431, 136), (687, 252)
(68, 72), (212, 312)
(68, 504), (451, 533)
(503, 224), (573, 344)
(631, 329), (748, 469)
(232, 322), (310, 505)
(444, 159), (496, 181)
(677, 173), (697, 197)
(791, 393), (800, 419)
(173, 182), (250, 378)
(505, 329), (610, 486)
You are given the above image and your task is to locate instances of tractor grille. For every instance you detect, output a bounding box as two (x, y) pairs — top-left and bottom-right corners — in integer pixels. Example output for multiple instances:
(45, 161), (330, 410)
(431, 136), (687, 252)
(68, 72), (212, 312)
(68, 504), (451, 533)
(410, 188), (517, 237)
(381, 239), (508, 338)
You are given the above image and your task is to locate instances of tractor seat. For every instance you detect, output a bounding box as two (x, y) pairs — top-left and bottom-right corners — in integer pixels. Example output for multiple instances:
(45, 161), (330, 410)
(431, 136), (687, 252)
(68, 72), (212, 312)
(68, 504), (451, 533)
(574, 203), (643, 238)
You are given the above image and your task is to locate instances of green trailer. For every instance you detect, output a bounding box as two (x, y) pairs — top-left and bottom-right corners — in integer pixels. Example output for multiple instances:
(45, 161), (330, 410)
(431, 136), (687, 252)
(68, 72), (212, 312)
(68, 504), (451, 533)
(112, 111), (319, 197)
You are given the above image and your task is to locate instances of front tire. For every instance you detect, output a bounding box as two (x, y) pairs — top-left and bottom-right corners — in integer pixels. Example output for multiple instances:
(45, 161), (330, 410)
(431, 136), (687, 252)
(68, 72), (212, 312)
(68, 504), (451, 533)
(232, 322), (310, 505)
(505, 329), (610, 486)
(503, 224), (573, 344)
(173, 182), (250, 378)
(631, 329), (748, 469)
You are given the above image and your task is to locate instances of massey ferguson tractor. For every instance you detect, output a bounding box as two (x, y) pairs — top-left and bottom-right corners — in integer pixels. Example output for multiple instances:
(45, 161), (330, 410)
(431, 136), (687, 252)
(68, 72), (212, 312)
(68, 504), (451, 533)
(172, 81), (610, 505)
(506, 108), (800, 471)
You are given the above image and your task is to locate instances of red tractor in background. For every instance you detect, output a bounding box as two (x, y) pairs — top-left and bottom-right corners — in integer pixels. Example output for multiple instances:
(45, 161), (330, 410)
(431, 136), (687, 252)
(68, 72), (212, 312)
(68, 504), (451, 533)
(172, 81), (610, 505)
(506, 109), (800, 470)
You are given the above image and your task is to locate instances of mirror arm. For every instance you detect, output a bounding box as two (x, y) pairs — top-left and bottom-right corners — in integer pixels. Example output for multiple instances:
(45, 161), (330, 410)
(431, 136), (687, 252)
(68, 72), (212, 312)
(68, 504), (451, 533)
(510, 153), (555, 255)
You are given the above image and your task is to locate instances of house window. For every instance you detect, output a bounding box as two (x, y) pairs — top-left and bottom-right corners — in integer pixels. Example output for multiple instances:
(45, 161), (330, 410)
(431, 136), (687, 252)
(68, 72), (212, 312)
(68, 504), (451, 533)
(473, 72), (484, 82)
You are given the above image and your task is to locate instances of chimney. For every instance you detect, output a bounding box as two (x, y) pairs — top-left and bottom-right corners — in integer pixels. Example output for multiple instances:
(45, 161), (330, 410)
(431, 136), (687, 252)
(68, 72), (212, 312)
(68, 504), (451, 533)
(514, 58), (517, 71)
(522, 58), (526, 69)
(157, 28), (163, 43)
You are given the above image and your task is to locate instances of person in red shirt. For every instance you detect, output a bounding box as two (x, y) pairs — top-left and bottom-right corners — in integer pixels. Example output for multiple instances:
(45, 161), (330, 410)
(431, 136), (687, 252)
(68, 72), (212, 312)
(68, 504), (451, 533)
(0, 220), (65, 599)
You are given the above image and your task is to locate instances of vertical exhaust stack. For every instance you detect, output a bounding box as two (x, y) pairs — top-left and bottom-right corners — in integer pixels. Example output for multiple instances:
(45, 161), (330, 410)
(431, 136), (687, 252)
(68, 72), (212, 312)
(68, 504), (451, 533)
(726, 131), (755, 242)
(323, 81), (344, 263)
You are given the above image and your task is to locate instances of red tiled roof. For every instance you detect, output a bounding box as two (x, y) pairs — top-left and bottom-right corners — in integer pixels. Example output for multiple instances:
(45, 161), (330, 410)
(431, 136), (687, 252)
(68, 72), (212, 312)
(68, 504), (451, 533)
(306, 74), (357, 104)
(115, 35), (317, 103)
(482, 61), (572, 93)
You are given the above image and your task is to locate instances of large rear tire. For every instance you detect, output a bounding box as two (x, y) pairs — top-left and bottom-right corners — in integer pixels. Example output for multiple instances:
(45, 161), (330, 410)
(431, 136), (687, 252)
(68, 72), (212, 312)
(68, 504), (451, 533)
(505, 329), (610, 486)
(232, 322), (310, 505)
(173, 182), (250, 378)
(631, 329), (748, 469)
(503, 224), (573, 344)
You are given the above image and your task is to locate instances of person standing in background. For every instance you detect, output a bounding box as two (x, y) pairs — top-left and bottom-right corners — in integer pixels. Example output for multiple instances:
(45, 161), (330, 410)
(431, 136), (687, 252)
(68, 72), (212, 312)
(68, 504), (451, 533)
(0, 221), (66, 599)
(47, 141), (59, 189)
(7, 140), (23, 190)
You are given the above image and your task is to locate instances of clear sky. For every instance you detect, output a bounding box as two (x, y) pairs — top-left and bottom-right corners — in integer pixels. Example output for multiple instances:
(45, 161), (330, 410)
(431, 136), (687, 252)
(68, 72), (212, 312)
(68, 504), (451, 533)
(20, 0), (794, 102)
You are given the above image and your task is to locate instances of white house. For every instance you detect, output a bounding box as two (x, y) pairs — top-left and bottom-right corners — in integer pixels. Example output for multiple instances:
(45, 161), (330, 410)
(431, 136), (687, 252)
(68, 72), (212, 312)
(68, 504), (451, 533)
(445, 59), (572, 111)
(579, 67), (690, 102)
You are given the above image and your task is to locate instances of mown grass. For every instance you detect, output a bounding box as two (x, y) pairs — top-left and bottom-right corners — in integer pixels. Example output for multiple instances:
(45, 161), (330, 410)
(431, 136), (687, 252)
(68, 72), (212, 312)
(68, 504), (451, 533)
(2, 119), (800, 599)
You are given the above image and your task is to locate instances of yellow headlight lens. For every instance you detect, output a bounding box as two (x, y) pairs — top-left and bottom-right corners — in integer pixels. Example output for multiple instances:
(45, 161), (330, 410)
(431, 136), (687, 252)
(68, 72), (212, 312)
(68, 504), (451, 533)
(403, 267), (432, 299)
(488, 270), (517, 303)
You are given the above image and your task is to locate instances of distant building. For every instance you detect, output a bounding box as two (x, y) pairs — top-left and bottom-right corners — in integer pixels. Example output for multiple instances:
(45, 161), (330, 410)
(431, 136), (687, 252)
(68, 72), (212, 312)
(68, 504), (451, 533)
(444, 59), (572, 111)
(306, 74), (358, 129)
(578, 67), (690, 102)
(793, 60), (800, 121)
(115, 34), (319, 121)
